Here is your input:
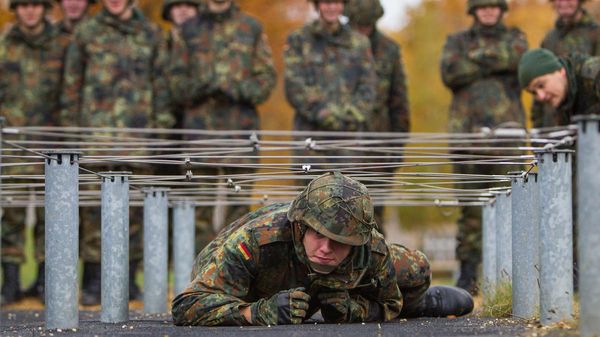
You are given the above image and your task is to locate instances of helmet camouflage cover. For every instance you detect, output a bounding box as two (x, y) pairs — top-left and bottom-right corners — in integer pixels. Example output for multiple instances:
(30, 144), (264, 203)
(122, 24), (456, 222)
(467, 0), (508, 14)
(345, 0), (384, 26)
(287, 171), (375, 246)
(10, 0), (53, 9)
(162, 0), (202, 21)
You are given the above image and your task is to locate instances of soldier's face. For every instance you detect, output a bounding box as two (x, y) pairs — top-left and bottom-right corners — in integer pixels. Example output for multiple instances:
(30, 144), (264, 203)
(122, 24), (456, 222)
(317, 1), (344, 25)
(170, 3), (198, 26)
(61, 0), (89, 22)
(553, 0), (580, 19)
(526, 68), (568, 108)
(303, 228), (351, 270)
(474, 6), (503, 26)
(102, 0), (129, 16)
(15, 3), (45, 29)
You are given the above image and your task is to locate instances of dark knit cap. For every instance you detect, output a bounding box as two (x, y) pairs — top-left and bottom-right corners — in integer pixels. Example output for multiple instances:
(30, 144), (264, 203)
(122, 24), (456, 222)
(518, 48), (563, 88)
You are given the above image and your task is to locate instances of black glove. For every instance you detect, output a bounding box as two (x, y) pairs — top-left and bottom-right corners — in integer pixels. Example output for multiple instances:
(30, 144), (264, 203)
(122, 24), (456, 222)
(318, 289), (383, 323)
(251, 287), (311, 325)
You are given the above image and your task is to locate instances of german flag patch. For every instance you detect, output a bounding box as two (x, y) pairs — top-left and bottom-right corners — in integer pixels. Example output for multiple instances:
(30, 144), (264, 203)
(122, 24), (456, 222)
(238, 242), (252, 260)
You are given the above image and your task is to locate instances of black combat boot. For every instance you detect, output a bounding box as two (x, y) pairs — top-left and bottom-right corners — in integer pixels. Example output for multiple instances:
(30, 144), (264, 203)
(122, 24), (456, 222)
(129, 261), (142, 301)
(23, 262), (45, 302)
(80, 262), (101, 306)
(1, 263), (23, 305)
(456, 261), (479, 295)
(420, 285), (474, 317)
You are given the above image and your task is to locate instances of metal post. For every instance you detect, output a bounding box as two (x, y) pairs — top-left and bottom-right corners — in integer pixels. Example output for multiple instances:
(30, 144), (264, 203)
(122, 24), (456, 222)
(482, 201), (497, 302)
(45, 152), (80, 330)
(143, 188), (169, 314)
(101, 172), (131, 323)
(511, 173), (540, 319)
(0, 117), (4, 269)
(173, 200), (195, 295)
(495, 191), (512, 285)
(537, 151), (574, 325)
(574, 115), (600, 337)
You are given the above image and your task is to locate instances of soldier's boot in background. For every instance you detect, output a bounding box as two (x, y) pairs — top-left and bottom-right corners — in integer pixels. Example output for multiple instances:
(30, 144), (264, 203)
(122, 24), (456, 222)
(419, 285), (474, 317)
(23, 262), (45, 302)
(455, 261), (479, 295)
(80, 262), (101, 306)
(129, 261), (142, 301)
(1, 263), (23, 305)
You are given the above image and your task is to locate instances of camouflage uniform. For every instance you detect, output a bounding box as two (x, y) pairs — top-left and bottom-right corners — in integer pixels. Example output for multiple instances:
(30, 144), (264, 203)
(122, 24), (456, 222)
(284, 20), (376, 164)
(346, 0), (410, 229)
(166, 3), (276, 233)
(172, 202), (403, 326)
(440, 0), (527, 289)
(0, 20), (70, 264)
(533, 8), (600, 127)
(554, 54), (600, 117)
(61, 7), (173, 263)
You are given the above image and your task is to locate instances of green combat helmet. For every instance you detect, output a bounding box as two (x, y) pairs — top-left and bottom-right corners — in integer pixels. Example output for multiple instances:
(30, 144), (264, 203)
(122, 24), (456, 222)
(467, 0), (508, 14)
(345, 0), (384, 26)
(10, 0), (53, 9)
(162, 0), (202, 21)
(287, 171), (375, 246)
(309, 0), (349, 5)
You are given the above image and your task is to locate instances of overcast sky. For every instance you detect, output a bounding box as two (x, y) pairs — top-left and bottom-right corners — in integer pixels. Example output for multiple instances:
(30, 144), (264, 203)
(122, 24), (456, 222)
(379, 0), (422, 31)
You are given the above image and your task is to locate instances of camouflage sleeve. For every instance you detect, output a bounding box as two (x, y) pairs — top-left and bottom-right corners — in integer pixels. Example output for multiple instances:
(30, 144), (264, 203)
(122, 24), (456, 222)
(171, 227), (259, 326)
(60, 36), (85, 126)
(440, 34), (483, 91)
(482, 29), (528, 74)
(284, 33), (327, 123)
(593, 30), (600, 57)
(152, 32), (175, 129)
(235, 29), (277, 105)
(388, 45), (410, 133)
(349, 248), (403, 322)
(348, 38), (376, 126)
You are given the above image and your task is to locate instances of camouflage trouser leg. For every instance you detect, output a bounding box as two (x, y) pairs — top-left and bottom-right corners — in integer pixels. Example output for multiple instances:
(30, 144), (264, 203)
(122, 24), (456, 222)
(1, 208), (26, 264)
(389, 244), (432, 318)
(80, 205), (143, 263)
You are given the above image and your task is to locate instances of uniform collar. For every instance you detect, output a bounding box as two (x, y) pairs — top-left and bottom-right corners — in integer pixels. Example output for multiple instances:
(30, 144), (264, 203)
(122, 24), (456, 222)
(309, 20), (353, 48)
(471, 21), (507, 37)
(7, 20), (55, 49)
(200, 3), (239, 22)
(555, 9), (599, 33)
(98, 7), (146, 34)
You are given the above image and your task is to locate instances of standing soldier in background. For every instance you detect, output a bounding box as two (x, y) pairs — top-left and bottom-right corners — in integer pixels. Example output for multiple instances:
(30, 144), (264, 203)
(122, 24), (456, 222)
(166, 0), (276, 241)
(533, 0), (600, 127)
(284, 0), (376, 165)
(440, 0), (528, 294)
(55, 0), (97, 37)
(0, 0), (70, 304)
(61, 0), (173, 305)
(345, 0), (410, 231)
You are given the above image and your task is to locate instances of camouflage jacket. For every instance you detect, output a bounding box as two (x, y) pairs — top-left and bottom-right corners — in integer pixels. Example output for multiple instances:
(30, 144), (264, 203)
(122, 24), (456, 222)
(167, 4), (276, 133)
(440, 23), (528, 133)
(554, 55), (600, 123)
(61, 8), (173, 128)
(0, 21), (70, 127)
(172, 202), (402, 326)
(369, 30), (409, 133)
(542, 9), (600, 57)
(532, 9), (600, 127)
(284, 21), (376, 132)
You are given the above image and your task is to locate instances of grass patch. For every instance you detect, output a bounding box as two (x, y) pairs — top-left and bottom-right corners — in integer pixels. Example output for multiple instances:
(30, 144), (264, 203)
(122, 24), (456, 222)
(480, 281), (513, 318)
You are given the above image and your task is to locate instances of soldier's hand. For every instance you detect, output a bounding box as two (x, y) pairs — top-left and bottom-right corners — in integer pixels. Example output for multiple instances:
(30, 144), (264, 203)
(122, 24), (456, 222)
(252, 287), (311, 325)
(317, 289), (353, 323)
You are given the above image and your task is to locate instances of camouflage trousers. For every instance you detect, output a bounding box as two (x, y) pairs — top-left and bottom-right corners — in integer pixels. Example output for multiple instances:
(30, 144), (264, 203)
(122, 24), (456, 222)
(1, 205), (44, 264)
(389, 243), (432, 317)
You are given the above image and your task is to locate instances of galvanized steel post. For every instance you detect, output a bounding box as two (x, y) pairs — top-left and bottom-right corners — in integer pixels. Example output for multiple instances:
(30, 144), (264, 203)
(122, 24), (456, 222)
(511, 173), (540, 319)
(0, 117), (4, 267)
(537, 151), (574, 325)
(44, 151), (80, 330)
(101, 172), (131, 323)
(574, 115), (600, 337)
(482, 201), (497, 302)
(495, 192), (512, 285)
(172, 201), (195, 295)
(143, 188), (169, 314)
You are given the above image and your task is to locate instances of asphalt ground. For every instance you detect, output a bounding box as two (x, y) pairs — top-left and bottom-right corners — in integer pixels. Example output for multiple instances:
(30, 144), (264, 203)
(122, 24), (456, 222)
(0, 309), (578, 337)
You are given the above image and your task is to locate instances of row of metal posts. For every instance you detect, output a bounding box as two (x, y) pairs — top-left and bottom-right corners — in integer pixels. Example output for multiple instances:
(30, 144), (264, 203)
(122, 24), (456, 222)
(44, 159), (196, 329)
(482, 116), (599, 337)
